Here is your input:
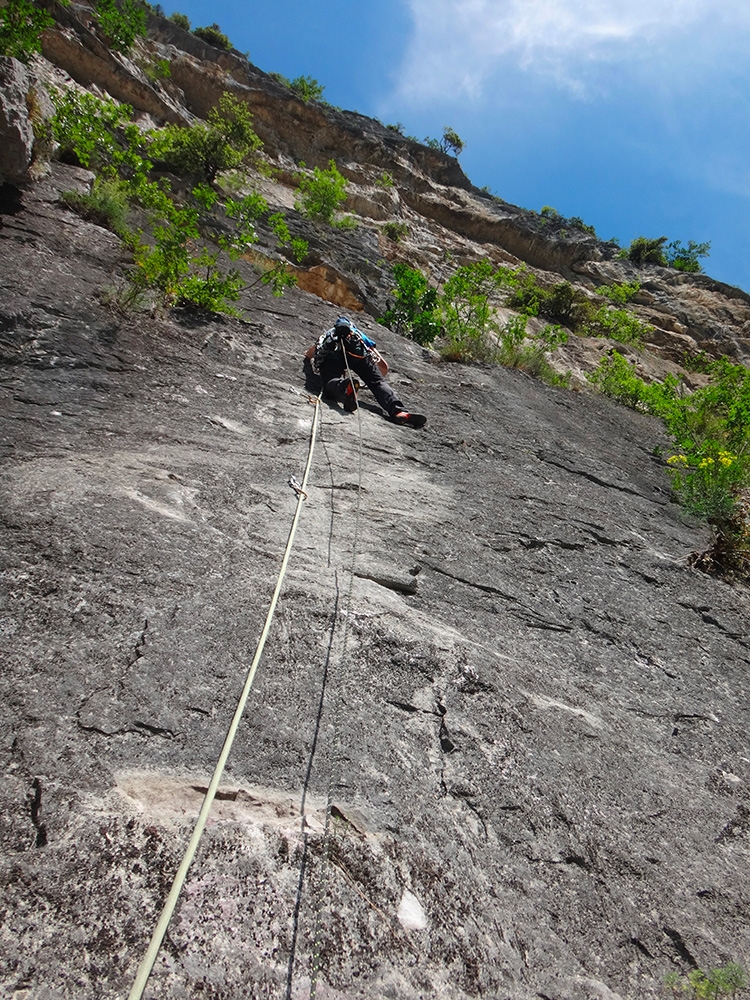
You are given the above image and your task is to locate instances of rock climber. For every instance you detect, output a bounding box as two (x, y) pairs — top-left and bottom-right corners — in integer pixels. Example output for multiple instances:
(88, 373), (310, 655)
(305, 316), (426, 428)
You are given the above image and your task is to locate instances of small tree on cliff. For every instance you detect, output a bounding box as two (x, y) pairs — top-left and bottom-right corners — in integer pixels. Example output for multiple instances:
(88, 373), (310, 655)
(150, 92), (261, 182)
(295, 160), (348, 223)
(379, 263), (440, 346)
(193, 22), (232, 50)
(440, 125), (465, 157)
(0, 0), (59, 61)
(624, 235), (711, 273)
(94, 0), (148, 53)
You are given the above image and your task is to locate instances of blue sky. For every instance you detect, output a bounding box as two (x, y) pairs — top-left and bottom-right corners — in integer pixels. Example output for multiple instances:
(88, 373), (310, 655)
(164, 1), (750, 293)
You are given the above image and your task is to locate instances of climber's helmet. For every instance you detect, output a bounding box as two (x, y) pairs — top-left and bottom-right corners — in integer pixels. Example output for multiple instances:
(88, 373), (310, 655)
(333, 316), (353, 339)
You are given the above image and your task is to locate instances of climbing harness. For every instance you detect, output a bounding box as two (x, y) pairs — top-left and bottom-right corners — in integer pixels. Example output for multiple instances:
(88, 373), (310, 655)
(128, 390), (323, 1000)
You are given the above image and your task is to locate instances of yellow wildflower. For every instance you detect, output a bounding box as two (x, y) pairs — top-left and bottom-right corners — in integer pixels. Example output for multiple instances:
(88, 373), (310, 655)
(667, 455), (688, 466)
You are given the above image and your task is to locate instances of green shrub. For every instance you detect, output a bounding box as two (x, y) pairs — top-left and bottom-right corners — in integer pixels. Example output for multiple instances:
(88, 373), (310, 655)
(288, 237), (308, 263)
(259, 261), (298, 296)
(60, 176), (131, 235)
(596, 280), (640, 304)
(492, 313), (528, 365)
(438, 264), (569, 374)
(666, 238), (711, 273)
(193, 22), (232, 50)
(174, 265), (244, 311)
(52, 88), (126, 169)
(440, 125), (464, 157)
(504, 270), (545, 315)
(382, 258), (568, 379)
(422, 127), (465, 156)
(376, 171), (394, 188)
(143, 57), (171, 82)
(334, 214), (357, 231)
(50, 89), (298, 313)
(133, 179), (301, 309)
(295, 160), (348, 223)
(624, 235), (711, 272)
(216, 194), (306, 265)
(215, 192), (306, 267)
(494, 315), (569, 385)
(132, 197), (201, 297)
(168, 11), (190, 30)
(289, 75), (324, 102)
(667, 449), (748, 523)
(588, 351), (750, 578)
(585, 350), (650, 410)
(379, 263), (440, 346)
(150, 92), (261, 182)
(94, 0), (147, 53)
(220, 189), (266, 255)
(538, 206), (595, 235)
(382, 221), (408, 242)
(664, 962), (748, 999)
(583, 306), (652, 347)
(132, 189), (243, 312)
(569, 215), (596, 236)
(626, 235), (668, 266)
(666, 358), (750, 462)
(506, 270), (650, 345)
(268, 73), (324, 101)
(266, 212), (308, 262)
(439, 260), (507, 361)
(507, 273), (590, 328)
(50, 89), (150, 180)
(539, 281), (590, 326)
(0, 0), (58, 62)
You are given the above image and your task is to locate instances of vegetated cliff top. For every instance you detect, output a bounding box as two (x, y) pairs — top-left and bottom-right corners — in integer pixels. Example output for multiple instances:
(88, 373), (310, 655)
(1, 8), (750, 1000)
(4, 0), (750, 379)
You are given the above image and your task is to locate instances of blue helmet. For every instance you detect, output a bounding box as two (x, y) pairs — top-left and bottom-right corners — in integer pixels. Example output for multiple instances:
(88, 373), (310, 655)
(334, 316), (353, 330)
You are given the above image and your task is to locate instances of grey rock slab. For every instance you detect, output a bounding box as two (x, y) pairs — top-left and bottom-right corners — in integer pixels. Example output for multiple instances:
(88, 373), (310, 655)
(0, 57), (34, 184)
(1, 171), (750, 1000)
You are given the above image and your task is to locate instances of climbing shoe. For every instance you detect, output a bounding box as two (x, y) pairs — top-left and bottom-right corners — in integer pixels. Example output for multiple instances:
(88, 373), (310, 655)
(393, 411), (427, 429)
(343, 377), (360, 412)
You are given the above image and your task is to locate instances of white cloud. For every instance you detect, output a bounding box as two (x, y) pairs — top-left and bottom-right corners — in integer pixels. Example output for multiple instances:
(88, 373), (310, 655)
(392, 0), (750, 103)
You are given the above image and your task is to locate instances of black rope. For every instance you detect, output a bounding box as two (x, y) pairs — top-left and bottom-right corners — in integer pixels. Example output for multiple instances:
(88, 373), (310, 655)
(307, 346), (365, 999)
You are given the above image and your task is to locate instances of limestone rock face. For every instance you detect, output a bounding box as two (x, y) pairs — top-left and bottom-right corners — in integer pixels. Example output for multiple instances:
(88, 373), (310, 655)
(574, 260), (750, 364)
(2, 8), (750, 1000)
(0, 57), (34, 184)
(39, 5), (188, 124)
(2, 164), (750, 1000)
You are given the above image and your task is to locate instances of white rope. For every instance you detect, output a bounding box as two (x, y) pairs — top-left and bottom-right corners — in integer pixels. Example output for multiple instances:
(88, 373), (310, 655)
(128, 393), (322, 1000)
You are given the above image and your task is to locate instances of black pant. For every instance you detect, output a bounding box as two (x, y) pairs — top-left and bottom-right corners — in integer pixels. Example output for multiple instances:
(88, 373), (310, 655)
(319, 347), (403, 417)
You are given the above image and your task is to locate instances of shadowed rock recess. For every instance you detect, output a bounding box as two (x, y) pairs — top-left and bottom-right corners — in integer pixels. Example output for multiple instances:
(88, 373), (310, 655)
(1, 11), (750, 1000)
